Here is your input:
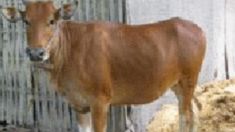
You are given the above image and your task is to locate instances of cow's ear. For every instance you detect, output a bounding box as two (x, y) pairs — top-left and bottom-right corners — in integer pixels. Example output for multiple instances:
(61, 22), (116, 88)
(0, 7), (23, 23)
(56, 1), (78, 20)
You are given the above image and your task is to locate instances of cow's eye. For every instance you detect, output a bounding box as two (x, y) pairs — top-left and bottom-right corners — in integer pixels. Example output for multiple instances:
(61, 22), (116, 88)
(49, 19), (55, 25)
(24, 20), (30, 26)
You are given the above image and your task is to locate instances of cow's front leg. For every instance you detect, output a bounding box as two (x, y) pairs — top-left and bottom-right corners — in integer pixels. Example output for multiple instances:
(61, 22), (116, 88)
(76, 111), (92, 132)
(91, 101), (109, 132)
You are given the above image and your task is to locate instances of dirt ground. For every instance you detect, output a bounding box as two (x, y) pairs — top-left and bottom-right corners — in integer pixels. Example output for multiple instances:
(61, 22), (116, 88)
(0, 126), (31, 132)
(147, 78), (235, 132)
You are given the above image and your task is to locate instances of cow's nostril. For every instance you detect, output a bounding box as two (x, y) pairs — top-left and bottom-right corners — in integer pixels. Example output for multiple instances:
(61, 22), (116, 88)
(38, 50), (45, 57)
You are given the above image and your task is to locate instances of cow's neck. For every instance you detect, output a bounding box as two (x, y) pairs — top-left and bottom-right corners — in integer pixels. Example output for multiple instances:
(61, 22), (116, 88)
(50, 22), (74, 78)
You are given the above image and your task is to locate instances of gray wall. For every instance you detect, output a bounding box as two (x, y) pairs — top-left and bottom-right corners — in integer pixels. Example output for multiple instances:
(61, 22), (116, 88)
(226, 0), (235, 77)
(125, 0), (235, 131)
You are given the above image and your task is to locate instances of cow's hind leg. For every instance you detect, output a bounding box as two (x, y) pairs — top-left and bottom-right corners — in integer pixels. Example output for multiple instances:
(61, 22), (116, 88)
(172, 77), (198, 132)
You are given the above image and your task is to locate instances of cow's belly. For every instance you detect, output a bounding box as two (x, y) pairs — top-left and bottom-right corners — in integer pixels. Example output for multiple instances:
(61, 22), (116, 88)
(111, 77), (178, 105)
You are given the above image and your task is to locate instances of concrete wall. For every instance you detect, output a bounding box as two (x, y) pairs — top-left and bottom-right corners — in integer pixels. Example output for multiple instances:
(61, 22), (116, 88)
(125, 0), (235, 131)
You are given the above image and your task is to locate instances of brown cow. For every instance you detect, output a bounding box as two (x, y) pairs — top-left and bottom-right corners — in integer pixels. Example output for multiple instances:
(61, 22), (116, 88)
(1, 1), (206, 132)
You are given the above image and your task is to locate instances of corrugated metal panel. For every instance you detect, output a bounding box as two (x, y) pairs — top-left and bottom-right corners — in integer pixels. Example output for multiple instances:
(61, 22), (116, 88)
(0, 0), (126, 131)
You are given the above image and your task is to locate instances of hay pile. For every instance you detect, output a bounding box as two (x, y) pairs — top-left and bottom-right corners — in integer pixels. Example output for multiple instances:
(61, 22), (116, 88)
(147, 79), (235, 132)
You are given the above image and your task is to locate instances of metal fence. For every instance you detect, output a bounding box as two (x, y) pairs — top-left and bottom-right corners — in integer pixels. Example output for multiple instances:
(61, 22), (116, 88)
(0, 0), (126, 131)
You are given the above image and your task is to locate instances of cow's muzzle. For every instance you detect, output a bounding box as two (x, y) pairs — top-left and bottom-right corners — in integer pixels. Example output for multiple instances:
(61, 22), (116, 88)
(26, 47), (49, 62)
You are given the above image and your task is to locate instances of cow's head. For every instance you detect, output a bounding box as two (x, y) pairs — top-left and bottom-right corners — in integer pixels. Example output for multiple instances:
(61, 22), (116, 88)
(0, 0), (78, 62)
